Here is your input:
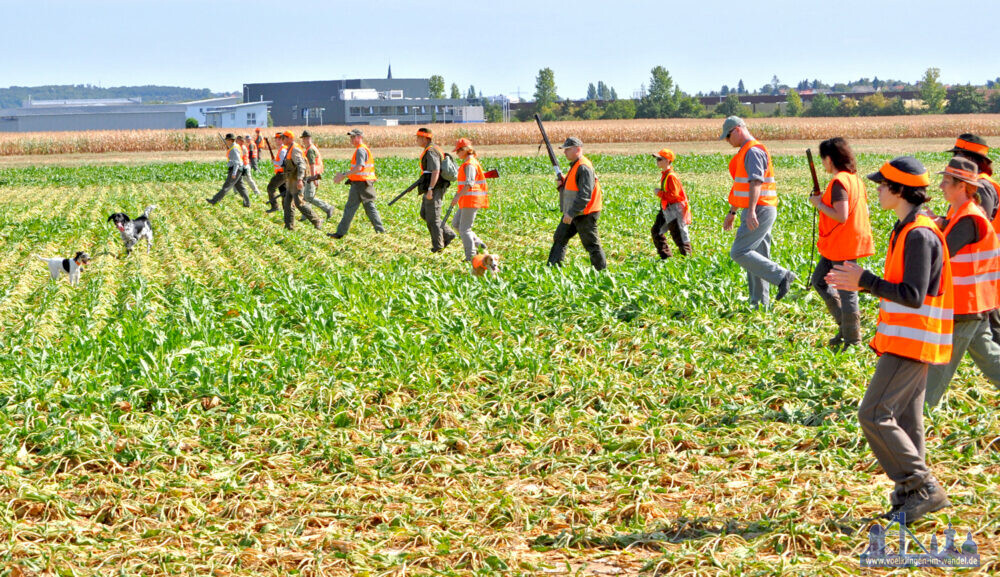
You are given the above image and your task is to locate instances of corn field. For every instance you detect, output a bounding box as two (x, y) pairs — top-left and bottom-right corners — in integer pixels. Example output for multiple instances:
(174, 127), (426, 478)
(0, 151), (997, 576)
(4, 115), (1000, 156)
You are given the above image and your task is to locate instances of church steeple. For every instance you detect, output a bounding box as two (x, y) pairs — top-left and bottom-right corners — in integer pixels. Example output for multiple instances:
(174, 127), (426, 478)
(387, 64), (392, 79)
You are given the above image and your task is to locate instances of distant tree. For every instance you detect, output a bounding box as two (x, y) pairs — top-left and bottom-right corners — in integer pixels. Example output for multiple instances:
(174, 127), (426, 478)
(450, 83), (461, 99)
(785, 89), (803, 116)
(575, 99), (602, 120)
(721, 85), (730, 96)
(945, 85), (985, 114)
(796, 80), (810, 91)
(601, 99), (636, 119)
(989, 92), (1000, 113)
(805, 93), (840, 116)
(737, 79), (746, 94)
(637, 66), (678, 118)
(770, 75), (781, 95)
(467, 85), (476, 100)
(675, 94), (705, 118)
(838, 97), (859, 116)
(483, 100), (503, 122)
(609, 87), (618, 100)
(533, 68), (558, 118)
(185, 117), (198, 128)
(919, 67), (946, 113)
(586, 83), (598, 100)
(429, 75), (445, 99)
(872, 76), (882, 91)
(715, 94), (751, 117)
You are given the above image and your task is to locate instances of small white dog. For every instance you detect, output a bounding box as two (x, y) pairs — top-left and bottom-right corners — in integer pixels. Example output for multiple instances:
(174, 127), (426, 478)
(35, 252), (91, 286)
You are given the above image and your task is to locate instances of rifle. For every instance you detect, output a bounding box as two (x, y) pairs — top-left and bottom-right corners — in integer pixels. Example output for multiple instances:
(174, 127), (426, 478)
(305, 174), (322, 184)
(441, 169), (500, 227)
(264, 137), (275, 161)
(388, 178), (423, 206)
(806, 148), (821, 286)
(534, 114), (564, 192)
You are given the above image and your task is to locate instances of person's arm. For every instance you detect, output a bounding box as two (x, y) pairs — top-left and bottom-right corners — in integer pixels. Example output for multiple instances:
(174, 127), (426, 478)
(292, 148), (308, 185)
(743, 147), (769, 229)
(424, 150), (441, 192)
(567, 164), (595, 217)
(943, 215), (981, 257)
(979, 181), (998, 220)
(858, 228), (939, 307)
(810, 181), (849, 223)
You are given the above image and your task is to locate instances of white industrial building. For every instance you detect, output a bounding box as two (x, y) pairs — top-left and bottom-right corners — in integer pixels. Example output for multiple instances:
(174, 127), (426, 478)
(202, 101), (271, 128)
(184, 97), (240, 126)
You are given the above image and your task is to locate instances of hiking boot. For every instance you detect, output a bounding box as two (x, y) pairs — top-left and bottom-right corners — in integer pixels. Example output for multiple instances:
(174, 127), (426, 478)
(898, 481), (950, 525)
(776, 271), (797, 301)
(328, 233), (344, 239)
(265, 207), (279, 214)
(325, 207), (334, 220)
(443, 234), (455, 249)
(205, 198), (217, 205)
(879, 488), (911, 520)
(828, 333), (844, 349)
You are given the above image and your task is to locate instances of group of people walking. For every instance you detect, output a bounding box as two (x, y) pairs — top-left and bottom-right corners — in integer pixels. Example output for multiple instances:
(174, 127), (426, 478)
(206, 117), (1000, 525)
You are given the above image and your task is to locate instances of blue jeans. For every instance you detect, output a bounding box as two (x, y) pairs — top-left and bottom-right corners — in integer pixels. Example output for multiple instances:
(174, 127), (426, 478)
(730, 205), (789, 307)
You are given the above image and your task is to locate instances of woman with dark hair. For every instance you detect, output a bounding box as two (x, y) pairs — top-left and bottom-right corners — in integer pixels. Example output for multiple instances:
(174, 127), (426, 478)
(808, 137), (874, 349)
(827, 156), (953, 524)
(924, 156), (1000, 408)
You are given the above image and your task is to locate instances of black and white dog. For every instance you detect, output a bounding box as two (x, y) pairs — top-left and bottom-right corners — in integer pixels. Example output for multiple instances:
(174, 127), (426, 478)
(35, 252), (91, 286)
(108, 205), (157, 255)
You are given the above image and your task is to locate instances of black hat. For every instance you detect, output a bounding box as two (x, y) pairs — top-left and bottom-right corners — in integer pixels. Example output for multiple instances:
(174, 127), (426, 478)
(867, 156), (929, 187)
(948, 133), (990, 160)
(300, 130), (312, 138)
(224, 133), (235, 140)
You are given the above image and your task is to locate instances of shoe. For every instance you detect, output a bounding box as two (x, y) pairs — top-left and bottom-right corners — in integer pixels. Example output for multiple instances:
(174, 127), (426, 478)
(299, 216), (307, 222)
(205, 198), (216, 205)
(828, 333), (844, 349)
(328, 233), (344, 239)
(325, 207), (334, 220)
(776, 271), (797, 301)
(898, 481), (951, 525)
(265, 207), (279, 214)
(879, 488), (911, 520)
(443, 234), (455, 248)
(243, 202), (251, 208)
(431, 247), (442, 253)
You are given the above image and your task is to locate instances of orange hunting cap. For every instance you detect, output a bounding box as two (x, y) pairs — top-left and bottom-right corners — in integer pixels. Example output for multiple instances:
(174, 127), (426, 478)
(274, 132), (283, 138)
(453, 137), (472, 152)
(653, 148), (675, 162)
(948, 133), (991, 163)
(255, 127), (261, 132)
(282, 130), (295, 139)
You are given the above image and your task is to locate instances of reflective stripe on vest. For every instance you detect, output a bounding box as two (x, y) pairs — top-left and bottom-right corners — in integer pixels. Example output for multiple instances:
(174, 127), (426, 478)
(817, 171), (875, 261)
(458, 158), (489, 209)
(273, 145), (287, 173)
(240, 144), (249, 165)
(349, 144), (375, 181)
(728, 140), (777, 208)
(943, 200), (1000, 313)
(307, 144), (324, 175)
(870, 214), (953, 364)
(563, 155), (604, 215)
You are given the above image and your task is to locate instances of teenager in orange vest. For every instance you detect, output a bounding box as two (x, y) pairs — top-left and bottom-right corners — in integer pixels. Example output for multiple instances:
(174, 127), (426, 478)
(547, 137), (606, 270)
(827, 157), (952, 524)
(721, 116), (796, 307)
(299, 130), (334, 221)
(650, 148), (692, 258)
(279, 130), (324, 231)
(807, 138), (874, 349)
(245, 134), (259, 172)
(236, 136), (261, 196)
(450, 138), (489, 261)
(923, 156), (1000, 408)
(329, 128), (385, 239)
(265, 131), (288, 214)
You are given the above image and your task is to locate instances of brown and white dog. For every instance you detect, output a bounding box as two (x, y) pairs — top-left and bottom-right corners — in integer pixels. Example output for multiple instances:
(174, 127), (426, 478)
(34, 252), (91, 286)
(471, 253), (500, 277)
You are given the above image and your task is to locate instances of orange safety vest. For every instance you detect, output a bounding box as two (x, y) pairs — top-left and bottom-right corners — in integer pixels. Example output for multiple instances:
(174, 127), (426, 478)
(419, 144), (443, 175)
(817, 171), (875, 261)
(254, 135), (263, 150)
(349, 144), (375, 181)
(239, 144), (249, 166)
(658, 169), (691, 224)
(564, 155), (603, 215)
(983, 174), (1000, 236)
(306, 144), (324, 175)
(870, 214), (953, 364)
(728, 139), (777, 208)
(457, 157), (488, 209)
(273, 144), (287, 174)
(943, 199), (1000, 315)
(247, 141), (258, 159)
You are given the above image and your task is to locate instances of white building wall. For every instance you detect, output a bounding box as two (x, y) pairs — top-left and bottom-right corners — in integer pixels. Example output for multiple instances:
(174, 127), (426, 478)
(185, 97), (240, 126)
(204, 102), (269, 128)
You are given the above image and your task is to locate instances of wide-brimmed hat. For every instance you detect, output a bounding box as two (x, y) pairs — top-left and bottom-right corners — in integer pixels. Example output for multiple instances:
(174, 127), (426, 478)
(938, 157), (980, 185)
(300, 130), (312, 138)
(224, 133), (235, 140)
(868, 156), (929, 187)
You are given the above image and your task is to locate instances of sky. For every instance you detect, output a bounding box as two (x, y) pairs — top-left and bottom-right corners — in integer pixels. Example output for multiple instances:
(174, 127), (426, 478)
(1, 0), (998, 100)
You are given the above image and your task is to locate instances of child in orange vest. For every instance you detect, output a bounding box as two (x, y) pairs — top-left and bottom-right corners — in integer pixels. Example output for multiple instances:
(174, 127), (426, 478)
(651, 149), (692, 258)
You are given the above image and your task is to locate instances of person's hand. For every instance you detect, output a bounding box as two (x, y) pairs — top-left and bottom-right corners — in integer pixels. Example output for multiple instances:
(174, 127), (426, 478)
(297, 179), (305, 190)
(826, 261), (864, 292)
(723, 212), (735, 232)
(562, 213), (573, 224)
(555, 176), (565, 188)
(425, 192), (433, 200)
(808, 194), (824, 208)
(450, 198), (458, 207)
(746, 209), (759, 231)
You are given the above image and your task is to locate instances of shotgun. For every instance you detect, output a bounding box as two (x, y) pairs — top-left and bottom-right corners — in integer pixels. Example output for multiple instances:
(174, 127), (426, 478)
(441, 169), (500, 226)
(387, 178), (423, 206)
(264, 137), (275, 161)
(534, 114), (564, 192)
(806, 148), (821, 286)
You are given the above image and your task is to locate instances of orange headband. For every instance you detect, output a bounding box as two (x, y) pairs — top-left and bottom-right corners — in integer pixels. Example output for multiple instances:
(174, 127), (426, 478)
(416, 130), (432, 138)
(956, 139), (989, 156)
(880, 162), (929, 187)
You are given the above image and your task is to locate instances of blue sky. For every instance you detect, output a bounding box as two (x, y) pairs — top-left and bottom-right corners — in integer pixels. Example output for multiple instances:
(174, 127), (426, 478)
(1, 0), (997, 99)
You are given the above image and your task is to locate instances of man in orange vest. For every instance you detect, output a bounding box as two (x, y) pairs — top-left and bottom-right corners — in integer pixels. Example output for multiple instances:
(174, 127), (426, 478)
(416, 127), (456, 252)
(299, 130), (334, 221)
(827, 156), (953, 524)
(279, 131), (324, 231)
(253, 128), (264, 171)
(546, 137), (606, 270)
(236, 136), (261, 196)
(721, 116), (796, 307)
(329, 128), (385, 239)
(265, 131), (288, 214)
(245, 134), (259, 172)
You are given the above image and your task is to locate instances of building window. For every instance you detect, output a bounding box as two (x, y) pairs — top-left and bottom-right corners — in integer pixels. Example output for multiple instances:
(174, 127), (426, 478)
(247, 112), (256, 124)
(350, 107), (361, 116)
(292, 109), (298, 120)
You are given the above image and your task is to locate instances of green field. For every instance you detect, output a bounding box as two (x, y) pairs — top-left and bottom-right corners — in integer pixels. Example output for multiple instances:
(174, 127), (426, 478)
(0, 152), (997, 576)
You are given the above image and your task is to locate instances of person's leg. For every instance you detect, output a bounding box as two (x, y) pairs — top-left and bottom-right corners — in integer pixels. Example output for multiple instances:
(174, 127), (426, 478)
(294, 188), (323, 228)
(838, 260), (862, 346)
(209, 176), (235, 203)
(651, 210), (672, 259)
(965, 315), (1000, 394)
(730, 205), (790, 304)
(265, 174), (283, 212)
(667, 208), (692, 255)
(243, 168), (261, 195)
(988, 309), (1000, 345)
(547, 220), (577, 267)
(857, 354), (931, 493)
(576, 212), (607, 271)
(334, 185), (362, 236)
(355, 182), (384, 233)
(810, 257), (843, 343)
(454, 207), (479, 261)
(925, 319), (978, 409)
(235, 176), (251, 207)
(420, 193), (444, 250)
(302, 181), (333, 218)
(281, 186), (296, 229)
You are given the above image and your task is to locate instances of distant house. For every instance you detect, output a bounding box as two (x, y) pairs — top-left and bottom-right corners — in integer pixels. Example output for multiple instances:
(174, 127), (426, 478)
(0, 101), (185, 132)
(184, 97), (240, 126)
(202, 101), (271, 128)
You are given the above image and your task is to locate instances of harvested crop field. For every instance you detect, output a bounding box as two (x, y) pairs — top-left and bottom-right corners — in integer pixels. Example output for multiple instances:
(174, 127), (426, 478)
(0, 151), (997, 576)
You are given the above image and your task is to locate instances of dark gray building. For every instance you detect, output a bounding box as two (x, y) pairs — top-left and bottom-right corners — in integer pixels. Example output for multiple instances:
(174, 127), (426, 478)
(0, 103), (185, 132)
(243, 78), (483, 126)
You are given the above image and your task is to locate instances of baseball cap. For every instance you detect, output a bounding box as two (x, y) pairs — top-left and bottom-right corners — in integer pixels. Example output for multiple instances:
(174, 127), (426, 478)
(868, 156), (929, 187)
(453, 137), (472, 152)
(720, 116), (746, 140)
(559, 137), (583, 148)
(347, 128), (364, 137)
(653, 148), (675, 162)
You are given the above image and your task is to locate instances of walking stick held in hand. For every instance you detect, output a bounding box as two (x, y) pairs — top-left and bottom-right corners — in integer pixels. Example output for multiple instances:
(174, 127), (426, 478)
(806, 148), (821, 287)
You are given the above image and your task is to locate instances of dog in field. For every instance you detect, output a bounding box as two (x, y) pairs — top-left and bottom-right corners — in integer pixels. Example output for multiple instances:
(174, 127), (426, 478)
(35, 252), (91, 286)
(471, 253), (500, 277)
(107, 205), (156, 255)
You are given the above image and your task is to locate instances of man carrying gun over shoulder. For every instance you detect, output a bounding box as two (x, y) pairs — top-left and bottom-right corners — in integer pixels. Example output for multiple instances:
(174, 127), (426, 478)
(416, 127), (456, 252)
(547, 137), (607, 271)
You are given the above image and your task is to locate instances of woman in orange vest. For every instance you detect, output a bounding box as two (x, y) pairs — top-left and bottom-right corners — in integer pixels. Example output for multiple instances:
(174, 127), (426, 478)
(650, 148), (692, 258)
(924, 156), (1000, 408)
(827, 156), (952, 524)
(808, 137), (874, 350)
(450, 138), (489, 261)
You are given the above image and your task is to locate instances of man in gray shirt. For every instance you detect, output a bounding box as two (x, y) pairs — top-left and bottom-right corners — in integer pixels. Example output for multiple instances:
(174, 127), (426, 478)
(207, 133), (250, 207)
(547, 137), (607, 270)
(415, 128), (456, 252)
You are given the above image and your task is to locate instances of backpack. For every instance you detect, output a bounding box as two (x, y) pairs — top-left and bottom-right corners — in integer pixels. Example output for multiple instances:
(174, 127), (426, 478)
(439, 152), (459, 182)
